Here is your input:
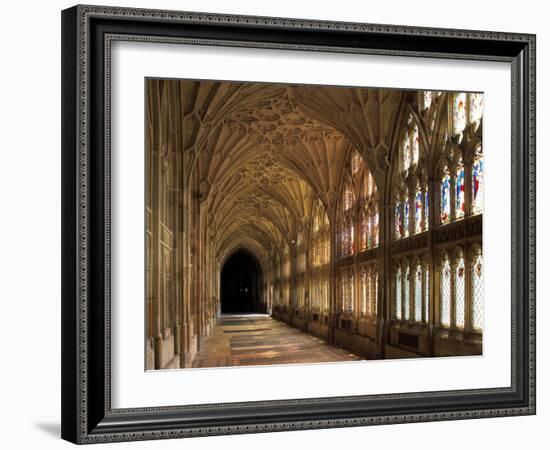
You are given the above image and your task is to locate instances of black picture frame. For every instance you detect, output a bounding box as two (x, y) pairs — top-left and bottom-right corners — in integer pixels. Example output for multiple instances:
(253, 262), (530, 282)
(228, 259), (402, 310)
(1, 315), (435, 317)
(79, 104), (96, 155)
(61, 4), (536, 444)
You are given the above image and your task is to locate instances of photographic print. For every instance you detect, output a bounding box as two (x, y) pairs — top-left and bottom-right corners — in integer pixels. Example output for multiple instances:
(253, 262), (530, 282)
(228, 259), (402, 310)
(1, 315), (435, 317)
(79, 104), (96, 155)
(61, 6), (536, 442)
(145, 79), (484, 371)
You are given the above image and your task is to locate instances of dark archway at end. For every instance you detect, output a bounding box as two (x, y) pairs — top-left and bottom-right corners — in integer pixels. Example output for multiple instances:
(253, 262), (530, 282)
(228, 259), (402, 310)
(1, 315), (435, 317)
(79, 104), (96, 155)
(221, 250), (265, 313)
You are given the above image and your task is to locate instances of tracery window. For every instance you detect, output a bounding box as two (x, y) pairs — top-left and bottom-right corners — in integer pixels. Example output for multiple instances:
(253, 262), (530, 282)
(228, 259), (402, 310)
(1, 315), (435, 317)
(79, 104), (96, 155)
(401, 128), (411, 172)
(371, 205), (379, 247)
(309, 199), (330, 315)
(438, 248), (482, 331)
(414, 262), (423, 322)
(394, 202), (403, 239)
(414, 185), (423, 234)
(403, 192), (410, 238)
(452, 93), (468, 137)
(340, 267), (354, 314)
(395, 267), (402, 320)
(455, 157), (465, 219)
(395, 110), (428, 239)
(439, 92), (483, 224)
(468, 93), (484, 130)
(403, 264), (410, 320)
(440, 255), (452, 327)
(471, 251), (484, 331)
(400, 114), (420, 173)
(472, 143), (484, 215)
(440, 169), (451, 224)
(360, 209), (370, 251)
(394, 260), (414, 321)
(454, 255), (466, 328)
(340, 181), (355, 257)
(343, 182), (354, 212)
(358, 162), (378, 251)
(359, 264), (378, 317)
(419, 90), (442, 135)
(340, 218), (354, 257)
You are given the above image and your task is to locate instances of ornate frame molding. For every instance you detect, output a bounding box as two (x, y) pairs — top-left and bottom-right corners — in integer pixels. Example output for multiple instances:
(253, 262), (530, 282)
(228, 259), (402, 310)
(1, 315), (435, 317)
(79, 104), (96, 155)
(61, 4), (536, 444)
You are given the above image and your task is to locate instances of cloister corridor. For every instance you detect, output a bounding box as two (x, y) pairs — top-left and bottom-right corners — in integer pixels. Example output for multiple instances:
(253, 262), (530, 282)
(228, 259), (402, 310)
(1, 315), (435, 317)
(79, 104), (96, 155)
(188, 315), (362, 369)
(145, 79), (484, 371)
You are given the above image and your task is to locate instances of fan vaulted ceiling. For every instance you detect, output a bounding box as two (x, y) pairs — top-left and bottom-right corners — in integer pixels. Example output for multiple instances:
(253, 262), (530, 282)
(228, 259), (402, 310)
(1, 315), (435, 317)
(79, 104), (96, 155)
(176, 80), (404, 266)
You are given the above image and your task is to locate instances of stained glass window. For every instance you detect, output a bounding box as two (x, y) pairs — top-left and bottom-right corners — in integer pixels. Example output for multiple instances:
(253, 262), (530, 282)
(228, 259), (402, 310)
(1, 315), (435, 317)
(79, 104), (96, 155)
(455, 256), (466, 328)
(414, 263), (422, 322)
(401, 131), (411, 172)
(395, 268), (402, 320)
(360, 210), (369, 251)
(452, 93), (467, 136)
(414, 187), (423, 234)
(403, 199), (410, 237)
(468, 93), (483, 126)
(455, 160), (465, 219)
(365, 172), (374, 198)
(472, 253), (484, 331)
(372, 207), (379, 247)
(344, 184), (353, 211)
(472, 144), (484, 215)
(441, 172), (451, 223)
(412, 123), (420, 166)
(341, 269), (354, 313)
(403, 265), (410, 320)
(340, 219), (354, 257)
(440, 257), (451, 327)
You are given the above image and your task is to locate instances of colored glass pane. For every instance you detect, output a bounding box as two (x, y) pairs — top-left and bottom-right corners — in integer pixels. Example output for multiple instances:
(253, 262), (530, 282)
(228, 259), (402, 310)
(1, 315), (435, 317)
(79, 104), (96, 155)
(412, 123), (419, 166)
(456, 163), (465, 218)
(415, 188), (422, 234)
(395, 268), (402, 319)
(403, 266), (410, 320)
(414, 264), (422, 322)
(441, 173), (451, 223)
(472, 149), (484, 214)
(452, 93), (467, 135)
(455, 257), (466, 328)
(468, 93), (483, 125)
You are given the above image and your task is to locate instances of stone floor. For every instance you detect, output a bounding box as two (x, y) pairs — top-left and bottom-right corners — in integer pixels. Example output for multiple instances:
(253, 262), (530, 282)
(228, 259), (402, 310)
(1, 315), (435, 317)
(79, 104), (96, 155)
(191, 314), (363, 368)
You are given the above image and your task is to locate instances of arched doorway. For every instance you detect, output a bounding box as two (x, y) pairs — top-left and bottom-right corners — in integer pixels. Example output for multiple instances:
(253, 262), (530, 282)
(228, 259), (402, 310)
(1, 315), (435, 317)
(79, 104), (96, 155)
(221, 251), (264, 313)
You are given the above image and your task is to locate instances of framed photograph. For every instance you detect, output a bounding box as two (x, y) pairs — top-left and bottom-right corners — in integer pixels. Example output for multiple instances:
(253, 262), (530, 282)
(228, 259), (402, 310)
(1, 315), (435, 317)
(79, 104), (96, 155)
(61, 4), (536, 444)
